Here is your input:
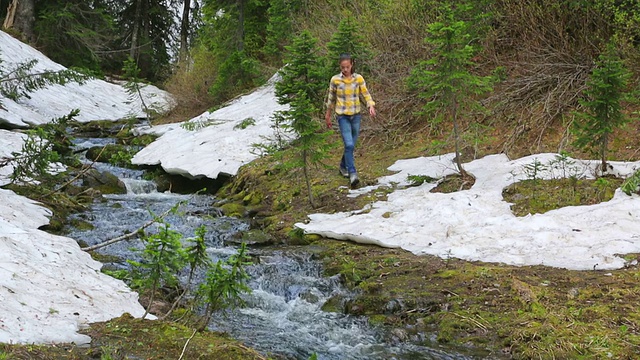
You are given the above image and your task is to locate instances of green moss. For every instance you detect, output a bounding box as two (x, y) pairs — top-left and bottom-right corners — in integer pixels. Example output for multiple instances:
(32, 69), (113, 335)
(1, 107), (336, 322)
(304, 234), (322, 242)
(242, 191), (263, 206)
(95, 183), (127, 195)
(129, 134), (157, 147)
(68, 218), (95, 231)
(503, 177), (624, 216)
(220, 203), (246, 217)
(368, 314), (387, 326)
(89, 252), (122, 263)
(45, 218), (64, 232)
(0, 314), (264, 359)
(437, 269), (459, 279)
(321, 295), (343, 313)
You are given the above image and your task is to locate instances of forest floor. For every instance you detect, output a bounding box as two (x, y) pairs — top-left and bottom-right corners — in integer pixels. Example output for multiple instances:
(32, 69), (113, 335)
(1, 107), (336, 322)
(215, 121), (640, 359)
(3, 112), (640, 359)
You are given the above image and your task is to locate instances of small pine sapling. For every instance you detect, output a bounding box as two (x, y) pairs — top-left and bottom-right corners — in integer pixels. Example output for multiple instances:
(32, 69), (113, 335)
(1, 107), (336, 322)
(196, 243), (252, 331)
(273, 30), (333, 207)
(0, 55), (91, 108)
(572, 42), (636, 174)
(409, 4), (494, 178)
(128, 219), (187, 319)
(163, 225), (212, 319)
(9, 110), (79, 185)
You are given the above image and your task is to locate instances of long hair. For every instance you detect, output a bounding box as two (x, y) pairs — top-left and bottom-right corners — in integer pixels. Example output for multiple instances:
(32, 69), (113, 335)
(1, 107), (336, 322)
(339, 53), (355, 75)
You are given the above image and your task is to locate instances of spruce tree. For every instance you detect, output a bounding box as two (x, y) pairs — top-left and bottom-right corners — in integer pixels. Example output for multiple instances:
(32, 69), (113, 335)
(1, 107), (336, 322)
(0, 56), (90, 106)
(274, 30), (332, 207)
(409, 4), (493, 178)
(326, 16), (371, 77)
(264, 0), (295, 57)
(572, 42), (635, 173)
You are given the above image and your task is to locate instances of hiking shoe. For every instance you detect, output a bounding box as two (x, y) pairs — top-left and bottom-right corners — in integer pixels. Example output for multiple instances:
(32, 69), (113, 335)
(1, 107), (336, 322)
(349, 172), (360, 188)
(339, 166), (349, 177)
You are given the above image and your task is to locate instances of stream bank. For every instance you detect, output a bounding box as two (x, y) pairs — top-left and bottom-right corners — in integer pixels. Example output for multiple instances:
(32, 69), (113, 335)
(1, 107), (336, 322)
(6, 122), (473, 359)
(212, 133), (640, 359)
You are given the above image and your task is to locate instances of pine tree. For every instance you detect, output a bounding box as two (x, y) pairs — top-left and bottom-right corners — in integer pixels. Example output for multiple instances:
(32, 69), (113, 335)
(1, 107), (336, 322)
(34, 0), (116, 71)
(0, 54), (91, 116)
(325, 16), (371, 77)
(199, 0), (269, 101)
(113, 0), (175, 80)
(409, 4), (493, 178)
(274, 30), (332, 207)
(572, 42), (635, 173)
(264, 0), (296, 57)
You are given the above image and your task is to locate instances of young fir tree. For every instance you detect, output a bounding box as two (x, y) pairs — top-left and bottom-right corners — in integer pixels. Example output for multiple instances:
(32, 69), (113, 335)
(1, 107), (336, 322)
(128, 220), (187, 319)
(0, 56), (90, 107)
(197, 243), (252, 331)
(326, 16), (371, 76)
(409, 4), (493, 178)
(274, 30), (331, 208)
(572, 42), (635, 173)
(264, 0), (295, 58)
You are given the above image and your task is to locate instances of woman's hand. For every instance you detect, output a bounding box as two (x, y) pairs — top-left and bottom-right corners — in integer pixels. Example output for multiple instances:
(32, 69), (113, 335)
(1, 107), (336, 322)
(369, 106), (377, 117)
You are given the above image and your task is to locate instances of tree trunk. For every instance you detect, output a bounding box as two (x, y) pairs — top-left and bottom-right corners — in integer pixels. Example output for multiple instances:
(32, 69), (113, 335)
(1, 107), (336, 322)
(179, 0), (191, 62)
(601, 133), (608, 174)
(237, 0), (245, 51)
(3, 0), (35, 42)
(303, 149), (316, 208)
(130, 0), (143, 59)
(2, 0), (17, 29)
(451, 93), (468, 178)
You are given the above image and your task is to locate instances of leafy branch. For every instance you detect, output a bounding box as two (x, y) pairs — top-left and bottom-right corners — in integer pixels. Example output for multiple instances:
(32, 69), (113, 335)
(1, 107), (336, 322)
(0, 56), (91, 104)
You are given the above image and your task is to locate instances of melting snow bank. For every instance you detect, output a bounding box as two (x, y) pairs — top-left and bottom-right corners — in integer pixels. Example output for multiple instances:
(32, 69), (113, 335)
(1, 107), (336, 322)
(0, 188), (147, 345)
(297, 153), (640, 271)
(131, 75), (289, 179)
(0, 132), (147, 345)
(0, 30), (174, 128)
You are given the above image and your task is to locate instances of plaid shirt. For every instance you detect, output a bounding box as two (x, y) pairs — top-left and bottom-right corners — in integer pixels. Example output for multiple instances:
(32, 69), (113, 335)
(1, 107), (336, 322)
(325, 73), (375, 116)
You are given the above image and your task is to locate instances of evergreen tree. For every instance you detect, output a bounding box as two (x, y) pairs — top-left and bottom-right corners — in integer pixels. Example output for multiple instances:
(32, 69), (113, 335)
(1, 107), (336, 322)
(264, 0), (299, 58)
(409, 4), (493, 178)
(128, 220), (187, 319)
(274, 30), (332, 207)
(326, 16), (371, 76)
(34, 0), (116, 71)
(197, 243), (251, 331)
(199, 0), (269, 101)
(111, 0), (175, 80)
(572, 42), (635, 173)
(0, 55), (90, 110)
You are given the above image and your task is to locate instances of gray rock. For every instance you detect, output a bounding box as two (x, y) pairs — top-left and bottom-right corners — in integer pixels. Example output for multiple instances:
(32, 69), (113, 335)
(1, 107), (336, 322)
(83, 169), (126, 194)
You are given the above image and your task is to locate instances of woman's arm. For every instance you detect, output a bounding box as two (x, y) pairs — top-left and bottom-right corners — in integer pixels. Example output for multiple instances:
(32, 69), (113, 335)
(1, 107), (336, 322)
(358, 76), (376, 117)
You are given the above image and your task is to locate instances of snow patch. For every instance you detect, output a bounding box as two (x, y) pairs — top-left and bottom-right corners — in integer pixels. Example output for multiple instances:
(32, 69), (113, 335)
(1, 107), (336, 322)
(131, 75), (289, 179)
(0, 186), (147, 344)
(297, 153), (640, 270)
(0, 30), (174, 128)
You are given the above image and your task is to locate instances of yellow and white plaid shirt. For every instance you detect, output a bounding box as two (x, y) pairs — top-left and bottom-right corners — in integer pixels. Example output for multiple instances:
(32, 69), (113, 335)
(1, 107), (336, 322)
(325, 73), (375, 116)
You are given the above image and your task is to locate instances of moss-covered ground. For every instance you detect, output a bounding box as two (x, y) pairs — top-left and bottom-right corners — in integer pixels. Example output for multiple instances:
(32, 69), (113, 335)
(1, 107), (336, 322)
(0, 315), (266, 360)
(213, 126), (640, 359)
(4, 118), (640, 359)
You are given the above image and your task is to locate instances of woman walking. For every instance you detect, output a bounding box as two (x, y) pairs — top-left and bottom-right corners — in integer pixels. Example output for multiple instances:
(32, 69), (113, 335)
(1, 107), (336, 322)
(324, 53), (376, 188)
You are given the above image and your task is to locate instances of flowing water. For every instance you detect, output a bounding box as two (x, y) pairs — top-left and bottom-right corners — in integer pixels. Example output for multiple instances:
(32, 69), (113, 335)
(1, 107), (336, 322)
(66, 137), (479, 360)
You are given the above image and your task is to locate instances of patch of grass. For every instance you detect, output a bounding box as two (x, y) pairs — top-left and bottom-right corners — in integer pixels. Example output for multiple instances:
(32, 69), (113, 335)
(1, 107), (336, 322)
(315, 239), (640, 359)
(503, 177), (623, 216)
(431, 174), (475, 193)
(0, 315), (265, 359)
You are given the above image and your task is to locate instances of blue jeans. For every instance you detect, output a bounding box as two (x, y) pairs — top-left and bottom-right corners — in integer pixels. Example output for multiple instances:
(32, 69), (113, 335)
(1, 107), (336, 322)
(338, 114), (361, 174)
